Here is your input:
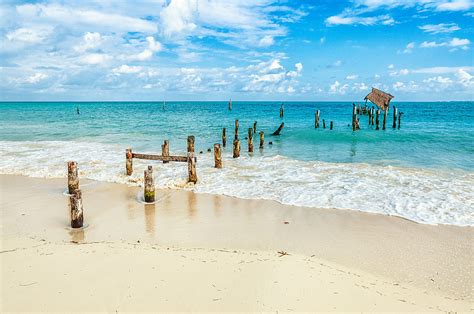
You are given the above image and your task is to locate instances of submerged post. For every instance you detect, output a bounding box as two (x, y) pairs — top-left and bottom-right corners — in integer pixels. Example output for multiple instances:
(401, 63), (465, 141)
(214, 144), (222, 168)
(70, 189), (83, 228)
(162, 140), (170, 164)
(235, 119), (239, 140)
(398, 112), (402, 129)
(280, 104), (284, 118)
(376, 109), (380, 130)
(253, 121), (257, 134)
(330, 121), (333, 130)
(323, 119), (326, 129)
(187, 153), (197, 183)
(187, 136), (195, 153)
(315, 110), (320, 128)
(125, 148), (133, 175)
(383, 110), (387, 130)
(272, 123), (285, 136)
(259, 131), (264, 149)
(233, 139), (240, 158)
(248, 128), (254, 152)
(144, 166), (155, 203)
(392, 106), (398, 129)
(222, 128), (226, 147)
(67, 161), (79, 195)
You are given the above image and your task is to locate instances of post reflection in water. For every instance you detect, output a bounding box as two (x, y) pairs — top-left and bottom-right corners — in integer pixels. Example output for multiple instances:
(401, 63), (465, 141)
(144, 203), (156, 236)
(188, 192), (197, 219)
(69, 228), (85, 243)
(213, 194), (221, 218)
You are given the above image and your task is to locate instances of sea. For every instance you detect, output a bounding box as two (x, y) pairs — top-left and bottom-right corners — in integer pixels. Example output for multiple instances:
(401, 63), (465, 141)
(0, 101), (473, 226)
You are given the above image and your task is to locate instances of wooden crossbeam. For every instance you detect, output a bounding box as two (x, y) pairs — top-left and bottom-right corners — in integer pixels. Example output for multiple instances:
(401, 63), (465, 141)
(132, 153), (188, 162)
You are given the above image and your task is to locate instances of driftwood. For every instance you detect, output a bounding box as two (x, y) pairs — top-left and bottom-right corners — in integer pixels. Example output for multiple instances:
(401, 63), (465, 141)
(131, 153), (187, 162)
(67, 161), (79, 195)
(272, 123), (285, 136)
(69, 189), (83, 228)
(214, 144), (222, 168)
(144, 166), (155, 202)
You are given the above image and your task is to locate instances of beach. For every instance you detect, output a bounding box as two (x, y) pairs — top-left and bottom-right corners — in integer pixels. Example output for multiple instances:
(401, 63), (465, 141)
(1, 174), (472, 312)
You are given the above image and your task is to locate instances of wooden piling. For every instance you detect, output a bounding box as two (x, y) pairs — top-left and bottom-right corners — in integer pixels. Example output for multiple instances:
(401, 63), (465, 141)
(67, 161), (79, 195)
(398, 112), (402, 129)
(144, 165), (155, 203)
(280, 104), (284, 118)
(272, 123), (285, 136)
(323, 119), (326, 129)
(253, 121), (257, 134)
(162, 140), (169, 164)
(214, 144), (222, 168)
(392, 106), (398, 129)
(125, 149), (133, 175)
(69, 189), (83, 228)
(259, 131), (264, 149)
(235, 119), (239, 140)
(187, 136), (195, 153)
(352, 104), (357, 131)
(222, 128), (226, 147)
(383, 110), (387, 130)
(315, 110), (320, 128)
(233, 139), (240, 158)
(330, 121), (333, 130)
(376, 109), (380, 130)
(248, 128), (253, 152)
(371, 108), (375, 125)
(368, 108), (372, 126)
(187, 153), (197, 183)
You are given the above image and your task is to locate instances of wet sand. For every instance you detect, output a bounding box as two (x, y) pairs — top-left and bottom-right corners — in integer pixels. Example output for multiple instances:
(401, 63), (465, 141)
(1, 174), (472, 311)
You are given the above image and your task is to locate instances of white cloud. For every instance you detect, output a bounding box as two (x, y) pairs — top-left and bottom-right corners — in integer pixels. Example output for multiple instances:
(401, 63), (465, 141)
(346, 74), (359, 80)
(436, 0), (473, 11)
(258, 35), (274, 47)
(390, 68), (410, 76)
(74, 32), (102, 52)
(412, 66), (474, 74)
(388, 64), (394, 69)
(400, 42), (415, 54)
(325, 14), (394, 26)
(80, 53), (111, 65)
(420, 37), (470, 50)
(26, 73), (48, 84)
(419, 23), (460, 34)
(320, 37), (326, 44)
(112, 65), (143, 74)
(455, 69), (474, 87)
(5, 27), (53, 44)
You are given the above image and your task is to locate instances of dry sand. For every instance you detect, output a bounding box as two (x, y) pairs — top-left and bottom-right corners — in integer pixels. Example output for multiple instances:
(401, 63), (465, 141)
(1, 174), (472, 312)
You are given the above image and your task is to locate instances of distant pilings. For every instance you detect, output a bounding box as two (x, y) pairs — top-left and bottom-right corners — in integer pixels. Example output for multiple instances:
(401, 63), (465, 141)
(222, 128), (226, 147)
(280, 104), (284, 118)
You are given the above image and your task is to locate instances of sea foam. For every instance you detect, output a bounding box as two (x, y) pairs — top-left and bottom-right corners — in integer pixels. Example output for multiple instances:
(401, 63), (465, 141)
(0, 140), (472, 226)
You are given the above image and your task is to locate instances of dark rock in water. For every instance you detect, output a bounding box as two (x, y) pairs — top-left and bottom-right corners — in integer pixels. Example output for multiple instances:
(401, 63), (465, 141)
(199, 151), (203, 154)
(244, 137), (248, 140)
(207, 148), (211, 152)
(269, 141), (273, 145)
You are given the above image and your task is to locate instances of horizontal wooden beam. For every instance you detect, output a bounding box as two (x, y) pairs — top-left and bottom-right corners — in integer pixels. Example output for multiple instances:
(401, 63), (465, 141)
(132, 153), (188, 162)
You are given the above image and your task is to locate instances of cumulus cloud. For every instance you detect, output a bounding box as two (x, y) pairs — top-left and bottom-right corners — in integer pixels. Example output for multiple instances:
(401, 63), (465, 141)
(419, 23), (460, 34)
(326, 14), (394, 26)
(420, 37), (470, 50)
(5, 26), (53, 44)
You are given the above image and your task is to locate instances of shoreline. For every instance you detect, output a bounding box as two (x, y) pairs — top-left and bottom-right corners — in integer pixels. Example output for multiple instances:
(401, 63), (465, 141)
(1, 174), (472, 311)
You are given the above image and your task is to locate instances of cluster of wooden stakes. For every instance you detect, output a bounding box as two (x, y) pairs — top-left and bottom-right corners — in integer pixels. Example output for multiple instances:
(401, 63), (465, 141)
(66, 103), (402, 229)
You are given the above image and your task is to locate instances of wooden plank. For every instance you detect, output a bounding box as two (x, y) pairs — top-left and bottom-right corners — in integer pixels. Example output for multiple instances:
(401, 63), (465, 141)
(132, 153), (187, 162)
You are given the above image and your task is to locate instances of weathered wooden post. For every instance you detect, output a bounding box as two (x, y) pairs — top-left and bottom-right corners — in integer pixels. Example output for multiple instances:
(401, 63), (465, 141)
(187, 153), (197, 183)
(392, 106), (398, 129)
(253, 121), (257, 134)
(398, 112), (402, 129)
(144, 165), (155, 203)
(69, 189), (83, 228)
(376, 109), (380, 130)
(235, 119), (239, 140)
(187, 135), (195, 153)
(315, 110), (320, 128)
(368, 108), (372, 126)
(352, 104), (357, 131)
(214, 144), (222, 168)
(162, 140), (169, 164)
(233, 139), (240, 158)
(259, 131), (264, 149)
(248, 128), (253, 152)
(383, 110), (387, 130)
(222, 128), (226, 147)
(371, 108), (375, 125)
(272, 123), (285, 135)
(280, 104), (284, 118)
(67, 161), (79, 195)
(126, 148), (133, 175)
(330, 121), (333, 130)
(323, 119), (326, 129)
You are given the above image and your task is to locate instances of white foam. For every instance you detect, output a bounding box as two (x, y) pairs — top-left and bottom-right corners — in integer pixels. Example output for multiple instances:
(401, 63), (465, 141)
(0, 140), (473, 226)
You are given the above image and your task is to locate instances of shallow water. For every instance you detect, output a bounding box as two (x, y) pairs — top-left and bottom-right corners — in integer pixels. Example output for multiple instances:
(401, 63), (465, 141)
(0, 101), (473, 225)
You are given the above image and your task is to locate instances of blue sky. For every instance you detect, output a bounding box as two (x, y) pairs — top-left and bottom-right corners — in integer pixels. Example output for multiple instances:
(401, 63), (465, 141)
(0, 0), (473, 101)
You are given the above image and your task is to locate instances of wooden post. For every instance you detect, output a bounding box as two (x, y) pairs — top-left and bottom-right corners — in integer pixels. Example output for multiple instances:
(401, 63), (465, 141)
(253, 121), (257, 134)
(248, 128), (253, 152)
(398, 112), (402, 129)
(70, 189), (83, 228)
(352, 104), (357, 131)
(235, 119), (239, 140)
(67, 161), (79, 195)
(368, 108), (372, 126)
(187, 136), (195, 153)
(162, 140), (169, 164)
(272, 123), (284, 136)
(187, 153), (197, 183)
(330, 121), (333, 130)
(259, 131), (264, 149)
(144, 166), (155, 203)
(125, 149), (133, 175)
(323, 119), (326, 129)
(383, 110), (387, 130)
(222, 128), (226, 147)
(376, 109), (380, 130)
(233, 139), (240, 158)
(280, 104), (284, 118)
(392, 106), (398, 129)
(371, 108), (375, 125)
(315, 110), (320, 128)
(214, 144), (222, 168)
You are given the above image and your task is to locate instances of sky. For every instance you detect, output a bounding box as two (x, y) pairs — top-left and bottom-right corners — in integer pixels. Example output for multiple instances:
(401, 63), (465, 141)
(0, 0), (473, 101)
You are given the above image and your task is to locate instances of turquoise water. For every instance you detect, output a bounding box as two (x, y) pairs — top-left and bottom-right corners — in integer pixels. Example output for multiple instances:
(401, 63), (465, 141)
(1, 101), (473, 170)
(0, 101), (473, 225)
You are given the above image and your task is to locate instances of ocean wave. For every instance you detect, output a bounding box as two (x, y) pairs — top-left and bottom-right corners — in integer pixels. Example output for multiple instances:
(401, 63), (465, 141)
(0, 140), (472, 226)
